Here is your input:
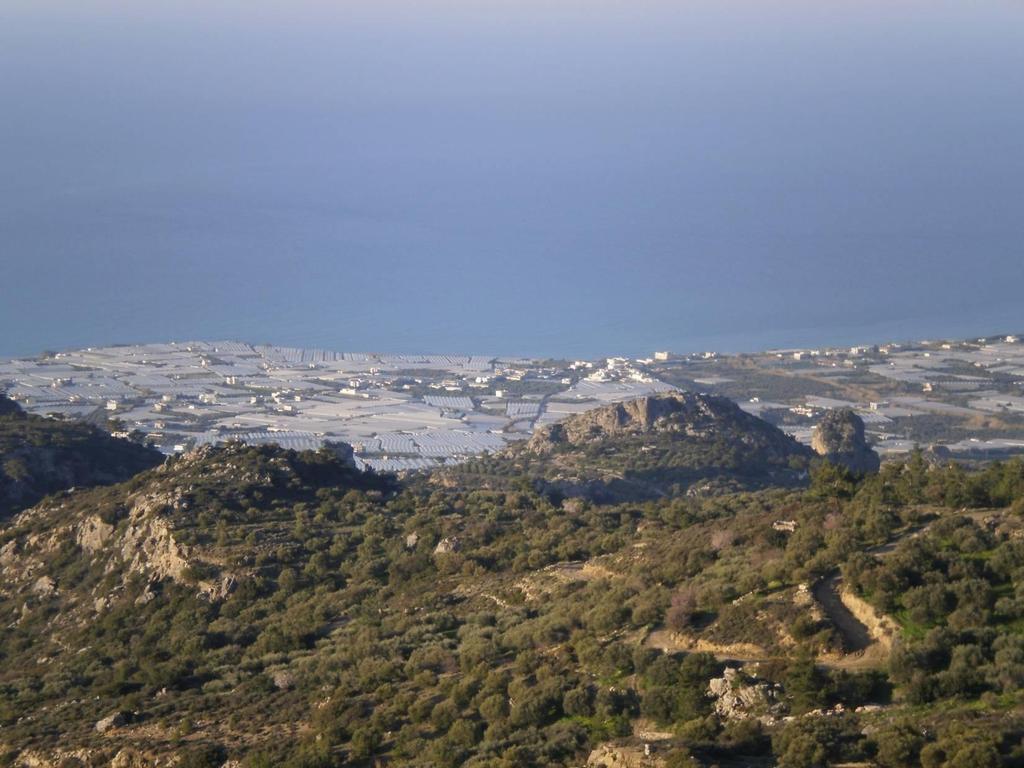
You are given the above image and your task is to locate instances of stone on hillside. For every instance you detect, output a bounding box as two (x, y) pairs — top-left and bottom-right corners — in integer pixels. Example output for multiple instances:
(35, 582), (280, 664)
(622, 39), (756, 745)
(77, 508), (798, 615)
(434, 536), (461, 555)
(272, 670), (296, 690)
(31, 576), (57, 598)
(707, 667), (786, 723)
(110, 748), (156, 768)
(811, 409), (880, 474)
(324, 440), (358, 469)
(95, 711), (128, 733)
(198, 573), (238, 602)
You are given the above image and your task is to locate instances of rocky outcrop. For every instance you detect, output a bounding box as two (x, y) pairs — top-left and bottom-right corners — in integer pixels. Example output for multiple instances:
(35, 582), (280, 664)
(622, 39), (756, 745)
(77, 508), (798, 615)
(434, 536), (461, 555)
(271, 669), (296, 690)
(812, 409), (880, 474)
(0, 485), (212, 622)
(95, 710), (128, 733)
(529, 392), (801, 452)
(31, 575), (57, 598)
(587, 744), (665, 768)
(530, 394), (703, 449)
(707, 667), (787, 724)
(197, 573), (238, 601)
(119, 505), (191, 583)
(510, 392), (815, 502)
(108, 750), (162, 768)
(324, 440), (358, 469)
(76, 515), (115, 553)
(0, 441), (393, 630)
(1, 490), (198, 620)
(10, 746), (164, 768)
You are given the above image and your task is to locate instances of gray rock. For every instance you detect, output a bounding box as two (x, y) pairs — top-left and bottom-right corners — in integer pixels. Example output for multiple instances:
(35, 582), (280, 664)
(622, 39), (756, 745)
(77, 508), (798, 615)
(707, 667), (787, 723)
(812, 409), (880, 474)
(324, 440), (358, 469)
(0, 539), (19, 566)
(433, 536), (461, 555)
(95, 710), (128, 733)
(197, 573), (238, 601)
(134, 584), (157, 606)
(31, 575), (57, 598)
(272, 670), (296, 690)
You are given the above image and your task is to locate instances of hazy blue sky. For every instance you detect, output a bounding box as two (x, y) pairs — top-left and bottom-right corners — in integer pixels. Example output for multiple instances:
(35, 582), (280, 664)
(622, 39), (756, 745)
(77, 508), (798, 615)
(1, 0), (1022, 358)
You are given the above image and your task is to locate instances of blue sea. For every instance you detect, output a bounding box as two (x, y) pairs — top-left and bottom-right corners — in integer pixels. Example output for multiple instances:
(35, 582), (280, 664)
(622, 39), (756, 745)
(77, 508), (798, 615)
(1, 0), (1022, 360)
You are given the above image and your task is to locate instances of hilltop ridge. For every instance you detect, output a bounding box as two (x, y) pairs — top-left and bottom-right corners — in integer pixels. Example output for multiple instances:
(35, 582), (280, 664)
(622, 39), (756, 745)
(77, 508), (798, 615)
(448, 392), (814, 502)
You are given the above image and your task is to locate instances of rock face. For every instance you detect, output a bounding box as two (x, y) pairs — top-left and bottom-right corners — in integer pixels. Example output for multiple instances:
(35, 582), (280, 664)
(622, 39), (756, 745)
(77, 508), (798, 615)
(271, 669), (296, 690)
(529, 394), (705, 449)
(0, 441), (395, 765)
(707, 667), (786, 724)
(95, 711), (128, 733)
(811, 409), (880, 474)
(324, 440), (358, 469)
(510, 392), (814, 502)
(586, 744), (665, 768)
(433, 536), (461, 555)
(0, 441), (393, 631)
(528, 392), (812, 459)
(530, 392), (776, 450)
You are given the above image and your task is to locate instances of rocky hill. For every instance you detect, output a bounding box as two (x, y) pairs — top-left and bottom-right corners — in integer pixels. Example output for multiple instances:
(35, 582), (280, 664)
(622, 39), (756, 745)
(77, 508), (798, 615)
(1, 419), (1024, 766)
(1, 440), (391, 623)
(0, 394), (163, 520)
(0, 440), (399, 764)
(450, 392), (815, 502)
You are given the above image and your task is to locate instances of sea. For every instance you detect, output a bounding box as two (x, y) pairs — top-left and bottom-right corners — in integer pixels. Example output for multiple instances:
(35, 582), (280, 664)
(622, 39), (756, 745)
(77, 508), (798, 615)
(2, 0), (1022, 360)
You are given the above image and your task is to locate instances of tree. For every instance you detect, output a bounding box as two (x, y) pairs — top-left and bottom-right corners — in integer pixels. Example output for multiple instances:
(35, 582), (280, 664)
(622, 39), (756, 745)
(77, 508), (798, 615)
(873, 722), (923, 768)
(784, 648), (828, 713)
(177, 745), (228, 768)
(810, 461), (858, 500)
(666, 587), (698, 632)
(772, 717), (855, 768)
(349, 727), (381, 760)
(562, 685), (594, 717)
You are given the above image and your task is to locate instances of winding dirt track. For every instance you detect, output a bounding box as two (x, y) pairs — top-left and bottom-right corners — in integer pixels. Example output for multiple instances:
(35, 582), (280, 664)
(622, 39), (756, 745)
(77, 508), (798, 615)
(649, 550), (906, 669)
(651, 512), (1008, 669)
(813, 573), (872, 653)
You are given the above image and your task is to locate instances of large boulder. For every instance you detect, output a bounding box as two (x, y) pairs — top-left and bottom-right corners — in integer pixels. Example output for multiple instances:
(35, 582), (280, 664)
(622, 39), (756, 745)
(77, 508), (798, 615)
(707, 667), (787, 724)
(812, 409), (880, 474)
(95, 711), (129, 733)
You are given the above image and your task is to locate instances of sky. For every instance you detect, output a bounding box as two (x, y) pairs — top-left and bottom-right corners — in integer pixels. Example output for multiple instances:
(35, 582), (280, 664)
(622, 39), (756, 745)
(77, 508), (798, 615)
(1, 0), (1022, 359)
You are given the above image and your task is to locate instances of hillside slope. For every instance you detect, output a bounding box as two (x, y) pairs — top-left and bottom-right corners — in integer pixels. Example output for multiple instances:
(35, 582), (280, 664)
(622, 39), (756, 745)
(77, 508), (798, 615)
(3, 419), (1024, 767)
(447, 392), (814, 501)
(0, 394), (163, 519)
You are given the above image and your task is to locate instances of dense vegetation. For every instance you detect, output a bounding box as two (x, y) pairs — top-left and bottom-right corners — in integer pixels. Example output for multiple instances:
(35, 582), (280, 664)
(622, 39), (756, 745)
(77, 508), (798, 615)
(3, 407), (1024, 766)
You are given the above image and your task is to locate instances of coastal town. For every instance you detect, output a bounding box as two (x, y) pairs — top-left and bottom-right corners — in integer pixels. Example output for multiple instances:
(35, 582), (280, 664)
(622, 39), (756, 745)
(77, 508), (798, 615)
(0, 343), (672, 471)
(2, 334), (1023, 470)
